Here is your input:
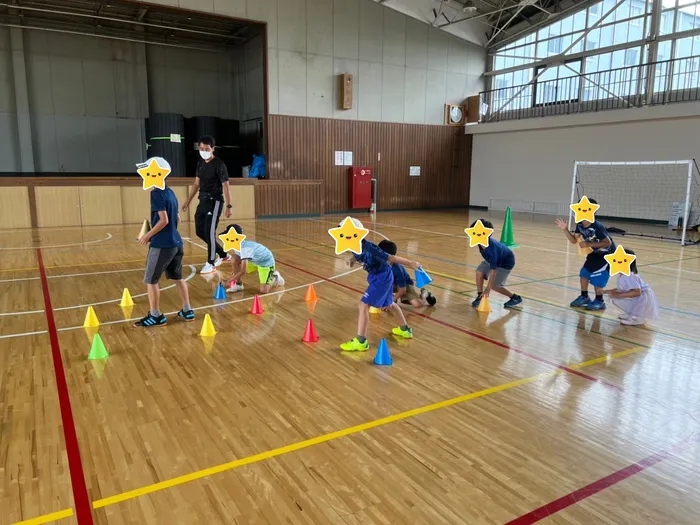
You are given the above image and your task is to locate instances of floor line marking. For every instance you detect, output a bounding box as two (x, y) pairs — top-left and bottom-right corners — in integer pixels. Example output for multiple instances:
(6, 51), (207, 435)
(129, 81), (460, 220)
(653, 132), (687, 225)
(11, 508), (75, 525)
(0, 233), (112, 251)
(88, 341), (649, 512)
(36, 248), (94, 525)
(505, 432), (700, 525)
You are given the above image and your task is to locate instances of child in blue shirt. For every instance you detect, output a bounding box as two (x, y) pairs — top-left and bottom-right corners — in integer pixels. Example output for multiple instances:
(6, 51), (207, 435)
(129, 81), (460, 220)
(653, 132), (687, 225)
(555, 200), (615, 311)
(378, 240), (436, 307)
(341, 219), (422, 352)
(470, 219), (523, 309)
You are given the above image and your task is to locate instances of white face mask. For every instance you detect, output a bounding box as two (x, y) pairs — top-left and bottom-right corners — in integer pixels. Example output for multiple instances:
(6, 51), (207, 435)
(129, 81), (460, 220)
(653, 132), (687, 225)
(199, 150), (213, 160)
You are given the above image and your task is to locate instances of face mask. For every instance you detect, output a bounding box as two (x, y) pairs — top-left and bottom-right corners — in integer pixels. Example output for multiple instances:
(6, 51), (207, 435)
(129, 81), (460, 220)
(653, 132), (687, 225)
(200, 150), (213, 160)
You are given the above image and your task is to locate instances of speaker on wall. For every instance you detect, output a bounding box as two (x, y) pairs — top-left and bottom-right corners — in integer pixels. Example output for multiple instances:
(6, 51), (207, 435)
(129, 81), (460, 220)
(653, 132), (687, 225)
(340, 74), (353, 110)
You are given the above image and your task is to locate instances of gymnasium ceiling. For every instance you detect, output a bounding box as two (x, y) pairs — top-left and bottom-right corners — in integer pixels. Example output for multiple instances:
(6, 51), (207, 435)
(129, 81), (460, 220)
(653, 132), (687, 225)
(0, 0), (589, 51)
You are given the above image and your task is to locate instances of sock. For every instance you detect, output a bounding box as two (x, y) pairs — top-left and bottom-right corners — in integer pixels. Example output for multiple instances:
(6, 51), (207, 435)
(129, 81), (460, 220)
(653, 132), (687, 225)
(401, 325), (409, 331)
(357, 336), (367, 343)
(150, 309), (161, 317)
(581, 291), (589, 298)
(596, 294), (603, 302)
(183, 304), (191, 312)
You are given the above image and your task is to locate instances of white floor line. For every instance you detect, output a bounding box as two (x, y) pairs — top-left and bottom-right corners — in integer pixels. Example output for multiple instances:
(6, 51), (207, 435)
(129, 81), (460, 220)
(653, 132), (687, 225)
(0, 267), (147, 285)
(0, 266), (196, 317)
(0, 233), (113, 251)
(650, 265), (700, 275)
(0, 329), (48, 340)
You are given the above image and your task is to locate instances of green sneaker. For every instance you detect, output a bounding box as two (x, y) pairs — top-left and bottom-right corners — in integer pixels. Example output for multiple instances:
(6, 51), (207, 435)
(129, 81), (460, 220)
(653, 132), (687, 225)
(392, 326), (413, 339)
(340, 338), (370, 352)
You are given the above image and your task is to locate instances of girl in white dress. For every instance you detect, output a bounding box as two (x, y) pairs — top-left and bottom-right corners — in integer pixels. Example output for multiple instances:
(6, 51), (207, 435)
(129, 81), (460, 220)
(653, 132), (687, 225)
(604, 249), (659, 326)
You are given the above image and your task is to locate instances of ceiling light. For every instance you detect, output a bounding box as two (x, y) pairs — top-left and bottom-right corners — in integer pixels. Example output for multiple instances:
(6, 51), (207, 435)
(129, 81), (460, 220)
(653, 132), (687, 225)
(462, 1), (478, 12)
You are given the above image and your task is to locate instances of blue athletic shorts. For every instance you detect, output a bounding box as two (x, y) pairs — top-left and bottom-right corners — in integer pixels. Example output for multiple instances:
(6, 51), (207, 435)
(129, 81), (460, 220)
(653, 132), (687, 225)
(362, 268), (394, 308)
(580, 252), (610, 288)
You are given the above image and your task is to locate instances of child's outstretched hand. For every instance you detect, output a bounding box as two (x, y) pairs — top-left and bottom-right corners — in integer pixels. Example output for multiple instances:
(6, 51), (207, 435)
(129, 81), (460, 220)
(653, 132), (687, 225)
(409, 261), (421, 270)
(555, 218), (568, 230)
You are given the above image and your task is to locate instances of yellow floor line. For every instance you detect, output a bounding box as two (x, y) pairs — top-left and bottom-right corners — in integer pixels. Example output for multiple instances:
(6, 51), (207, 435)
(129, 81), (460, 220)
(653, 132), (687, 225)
(11, 342), (656, 524)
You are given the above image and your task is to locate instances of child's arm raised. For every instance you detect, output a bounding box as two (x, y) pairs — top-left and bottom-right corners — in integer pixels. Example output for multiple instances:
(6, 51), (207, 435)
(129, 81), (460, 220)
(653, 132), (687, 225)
(388, 254), (421, 270)
(555, 218), (578, 244)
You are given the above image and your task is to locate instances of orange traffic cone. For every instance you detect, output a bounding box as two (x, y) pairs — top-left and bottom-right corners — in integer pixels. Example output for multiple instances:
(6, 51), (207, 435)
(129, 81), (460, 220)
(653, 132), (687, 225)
(302, 319), (319, 342)
(250, 295), (264, 315)
(305, 284), (318, 302)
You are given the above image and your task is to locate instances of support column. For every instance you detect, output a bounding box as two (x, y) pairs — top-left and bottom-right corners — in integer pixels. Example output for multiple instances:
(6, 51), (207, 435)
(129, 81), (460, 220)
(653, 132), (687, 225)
(10, 27), (35, 173)
(645, 0), (663, 105)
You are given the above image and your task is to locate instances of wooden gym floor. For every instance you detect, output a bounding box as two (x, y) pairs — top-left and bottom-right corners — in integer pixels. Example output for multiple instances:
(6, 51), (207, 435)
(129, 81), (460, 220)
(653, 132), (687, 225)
(2, 210), (700, 525)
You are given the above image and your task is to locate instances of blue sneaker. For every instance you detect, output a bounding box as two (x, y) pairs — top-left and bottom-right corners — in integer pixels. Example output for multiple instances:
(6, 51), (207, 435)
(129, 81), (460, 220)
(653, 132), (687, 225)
(134, 313), (167, 327)
(472, 293), (483, 308)
(178, 309), (195, 322)
(586, 299), (606, 311)
(570, 295), (591, 308)
(504, 295), (523, 308)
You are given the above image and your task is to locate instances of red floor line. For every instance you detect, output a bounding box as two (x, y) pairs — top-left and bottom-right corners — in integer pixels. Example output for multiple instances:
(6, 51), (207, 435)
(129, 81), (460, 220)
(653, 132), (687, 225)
(505, 432), (699, 524)
(36, 249), (94, 525)
(277, 260), (618, 390)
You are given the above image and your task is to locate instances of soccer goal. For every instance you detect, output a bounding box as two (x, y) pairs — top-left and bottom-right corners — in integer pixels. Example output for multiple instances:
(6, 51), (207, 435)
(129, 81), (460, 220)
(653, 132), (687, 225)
(569, 160), (700, 246)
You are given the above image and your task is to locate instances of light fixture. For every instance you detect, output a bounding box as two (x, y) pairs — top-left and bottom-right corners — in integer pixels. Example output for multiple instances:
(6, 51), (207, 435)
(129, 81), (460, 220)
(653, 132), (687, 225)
(462, 0), (478, 12)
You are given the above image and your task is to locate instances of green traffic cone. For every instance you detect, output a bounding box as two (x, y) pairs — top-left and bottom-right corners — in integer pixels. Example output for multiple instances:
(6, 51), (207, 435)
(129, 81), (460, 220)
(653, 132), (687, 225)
(88, 333), (109, 360)
(500, 207), (519, 248)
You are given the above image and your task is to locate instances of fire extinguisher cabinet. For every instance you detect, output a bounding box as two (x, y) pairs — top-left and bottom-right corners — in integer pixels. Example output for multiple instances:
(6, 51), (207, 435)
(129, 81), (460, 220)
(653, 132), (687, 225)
(350, 166), (373, 209)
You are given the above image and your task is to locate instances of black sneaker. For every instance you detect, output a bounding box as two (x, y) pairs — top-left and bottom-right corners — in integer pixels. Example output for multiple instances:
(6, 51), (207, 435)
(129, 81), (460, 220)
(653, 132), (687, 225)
(471, 293), (483, 308)
(426, 293), (437, 307)
(178, 309), (195, 321)
(134, 313), (167, 327)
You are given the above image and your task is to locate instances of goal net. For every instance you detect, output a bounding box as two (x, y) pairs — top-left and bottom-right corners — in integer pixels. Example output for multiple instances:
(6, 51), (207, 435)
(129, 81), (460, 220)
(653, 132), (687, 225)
(570, 160), (700, 246)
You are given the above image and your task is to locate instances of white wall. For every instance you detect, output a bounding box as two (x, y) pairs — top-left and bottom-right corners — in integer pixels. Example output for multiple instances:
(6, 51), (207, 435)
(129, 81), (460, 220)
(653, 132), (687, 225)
(469, 106), (700, 211)
(138, 0), (486, 124)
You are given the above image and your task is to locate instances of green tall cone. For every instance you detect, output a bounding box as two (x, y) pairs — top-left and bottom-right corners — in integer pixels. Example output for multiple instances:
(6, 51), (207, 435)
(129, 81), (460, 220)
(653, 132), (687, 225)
(88, 333), (109, 360)
(500, 207), (519, 248)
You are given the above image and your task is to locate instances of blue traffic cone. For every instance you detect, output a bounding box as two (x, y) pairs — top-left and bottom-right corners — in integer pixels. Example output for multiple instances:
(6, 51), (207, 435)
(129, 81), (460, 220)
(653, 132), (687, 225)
(214, 283), (227, 300)
(373, 338), (392, 366)
(415, 268), (433, 288)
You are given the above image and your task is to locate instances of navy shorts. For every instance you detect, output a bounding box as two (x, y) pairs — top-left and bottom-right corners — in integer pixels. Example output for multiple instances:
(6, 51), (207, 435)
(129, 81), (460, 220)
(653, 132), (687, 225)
(362, 269), (394, 308)
(580, 252), (610, 288)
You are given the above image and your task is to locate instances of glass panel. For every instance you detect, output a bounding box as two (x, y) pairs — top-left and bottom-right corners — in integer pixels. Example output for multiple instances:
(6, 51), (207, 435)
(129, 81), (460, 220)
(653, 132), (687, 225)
(586, 28), (601, 50)
(660, 9), (675, 34)
(535, 62), (581, 105)
(614, 20), (630, 44)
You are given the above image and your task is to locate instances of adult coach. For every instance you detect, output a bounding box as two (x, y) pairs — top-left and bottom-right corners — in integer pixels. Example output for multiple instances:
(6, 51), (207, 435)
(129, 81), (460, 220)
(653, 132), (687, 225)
(182, 135), (233, 274)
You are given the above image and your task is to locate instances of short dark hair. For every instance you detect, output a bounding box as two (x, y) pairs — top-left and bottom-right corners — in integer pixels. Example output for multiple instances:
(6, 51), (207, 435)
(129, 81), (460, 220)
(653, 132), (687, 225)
(378, 239), (397, 255)
(223, 224), (243, 235)
(588, 198), (598, 205)
(470, 219), (494, 229)
(625, 248), (638, 274)
(199, 135), (216, 148)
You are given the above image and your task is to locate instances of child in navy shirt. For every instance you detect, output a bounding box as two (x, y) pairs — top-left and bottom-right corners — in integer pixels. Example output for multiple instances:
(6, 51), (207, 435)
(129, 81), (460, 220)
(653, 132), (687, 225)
(555, 200), (614, 311)
(341, 219), (422, 352)
(470, 219), (523, 309)
(378, 240), (436, 307)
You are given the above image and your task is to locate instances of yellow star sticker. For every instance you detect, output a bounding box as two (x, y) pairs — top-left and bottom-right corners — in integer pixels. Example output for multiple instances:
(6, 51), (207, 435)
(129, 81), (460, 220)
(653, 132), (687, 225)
(570, 196), (600, 223)
(328, 216), (369, 255)
(464, 220), (494, 248)
(604, 245), (636, 276)
(218, 226), (246, 253)
(136, 157), (171, 190)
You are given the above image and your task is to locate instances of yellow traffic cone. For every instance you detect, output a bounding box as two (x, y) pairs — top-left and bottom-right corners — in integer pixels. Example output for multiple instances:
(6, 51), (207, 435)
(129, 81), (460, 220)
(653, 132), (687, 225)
(199, 314), (217, 337)
(119, 288), (135, 307)
(476, 296), (491, 313)
(137, 220), (151, 241)
(83, 326), (99, 344)
(575, 234), (592, 257)
(83, 306), (100, 328)
(369, 306), (381, 314)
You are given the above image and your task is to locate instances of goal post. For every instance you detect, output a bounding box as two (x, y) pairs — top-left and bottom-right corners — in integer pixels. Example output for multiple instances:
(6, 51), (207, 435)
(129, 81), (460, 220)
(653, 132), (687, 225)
(569, 160), (700, 246)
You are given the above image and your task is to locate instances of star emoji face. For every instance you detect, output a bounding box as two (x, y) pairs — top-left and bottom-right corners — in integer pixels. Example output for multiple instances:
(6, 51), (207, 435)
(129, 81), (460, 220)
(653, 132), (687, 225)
(218, 225), (246, 253)
(136, 157), (172, 190)
(570, 196), (600, 224)
(604, 245), (636, 276)
(328, 216), (369, 255)
(464, 220), (494, 248)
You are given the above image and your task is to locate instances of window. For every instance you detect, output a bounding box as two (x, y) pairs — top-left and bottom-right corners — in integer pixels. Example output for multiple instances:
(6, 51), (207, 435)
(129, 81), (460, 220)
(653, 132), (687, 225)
(631, 4), (643, 24)
(625, 48), (639, 65)
(548, 38), (563, 55)
(534, 61), (582, 105)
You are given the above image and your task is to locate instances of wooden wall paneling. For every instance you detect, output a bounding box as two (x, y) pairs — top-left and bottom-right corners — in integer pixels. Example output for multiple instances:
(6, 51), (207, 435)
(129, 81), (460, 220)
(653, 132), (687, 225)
(79, 187), (123, 226)
(255, 182), (322, 217)
(171, 186), (190, 223)
(120, 187), (152, 225)
(35, 187), (82, 228)
(231, 186), (255, 220)
(0, 187), (32, 230)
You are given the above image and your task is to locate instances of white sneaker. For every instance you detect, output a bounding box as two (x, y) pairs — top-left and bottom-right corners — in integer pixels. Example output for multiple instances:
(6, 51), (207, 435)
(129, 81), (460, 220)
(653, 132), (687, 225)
(618, 313), (629, 320)
(621, 317), (646, 326)
(200, 262), (216, 274)
(274, 271), (285, 287)
(214, 257), (223, 267)
(227, 283), (244, 293)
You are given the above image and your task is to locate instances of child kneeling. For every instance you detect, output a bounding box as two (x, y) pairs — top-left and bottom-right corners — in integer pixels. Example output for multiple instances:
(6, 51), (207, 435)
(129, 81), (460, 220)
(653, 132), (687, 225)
(378, 240), (436, 307)
(604, 249), (659, 326)
(223, 224), (284, 294)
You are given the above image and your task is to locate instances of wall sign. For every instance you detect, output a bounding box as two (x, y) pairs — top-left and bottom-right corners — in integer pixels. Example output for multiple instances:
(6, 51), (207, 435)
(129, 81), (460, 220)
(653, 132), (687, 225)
(410, 166), (420, 177)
